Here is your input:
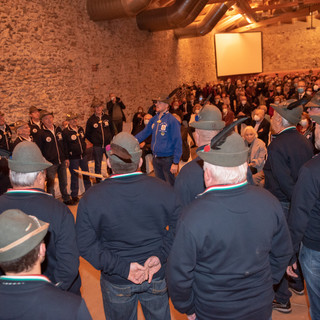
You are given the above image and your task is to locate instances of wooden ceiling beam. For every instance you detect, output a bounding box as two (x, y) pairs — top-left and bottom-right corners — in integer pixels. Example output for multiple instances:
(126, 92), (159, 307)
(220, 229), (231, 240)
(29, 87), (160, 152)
(230, 4), (320, 32)
(252, 0), (320, 12)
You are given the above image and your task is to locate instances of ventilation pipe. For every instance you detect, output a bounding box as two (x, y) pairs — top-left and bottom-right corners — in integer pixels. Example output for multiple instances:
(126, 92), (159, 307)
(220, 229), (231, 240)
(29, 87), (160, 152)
(136, 0), (209, 32)
(87, 0), (153, 21)
(174, 2), (234, 38)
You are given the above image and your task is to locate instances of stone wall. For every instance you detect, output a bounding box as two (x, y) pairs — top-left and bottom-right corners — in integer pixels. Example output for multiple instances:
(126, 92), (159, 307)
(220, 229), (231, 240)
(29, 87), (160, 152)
(1, 0), (320, 126)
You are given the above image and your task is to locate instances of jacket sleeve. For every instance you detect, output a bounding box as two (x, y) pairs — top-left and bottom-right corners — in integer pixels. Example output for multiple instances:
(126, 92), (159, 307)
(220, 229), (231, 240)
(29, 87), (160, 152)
(54, 206), (81, 291)
(75, 199), (130, 279)
(85, 118), (93, 143)
(269, 200), (293, 284)
(267, 146), (295, 200)
(288, 165), (317, 264)
(155, 194), (180, 264)
(170, 118), (183, 164)
(166, 220), (196, 315)
(135, 119), (153, 143)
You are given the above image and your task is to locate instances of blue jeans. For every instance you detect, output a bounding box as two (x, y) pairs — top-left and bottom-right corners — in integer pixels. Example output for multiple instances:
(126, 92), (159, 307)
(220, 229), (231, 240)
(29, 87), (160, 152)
(274, 201), (304, 303)
(92, 145), (106, 179)
(100, 277), (171, 320)
(153, 156), (175, 186)
(46, 162), (70, 201)
(300, 245), (320, 319)
(69, 157), (91, 198)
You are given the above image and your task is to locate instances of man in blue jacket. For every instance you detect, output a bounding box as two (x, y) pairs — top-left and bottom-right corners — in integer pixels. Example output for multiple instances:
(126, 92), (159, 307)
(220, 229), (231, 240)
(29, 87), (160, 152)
(136, 94), (182, 186)
(167, 130), (292, 320)
(76, 132), (179, 320)
(287, 114), (320, 319)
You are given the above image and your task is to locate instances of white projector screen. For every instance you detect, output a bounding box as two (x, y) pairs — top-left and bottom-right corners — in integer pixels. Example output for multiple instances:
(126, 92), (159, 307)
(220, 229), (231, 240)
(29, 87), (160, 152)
(215, 32), (262, 77)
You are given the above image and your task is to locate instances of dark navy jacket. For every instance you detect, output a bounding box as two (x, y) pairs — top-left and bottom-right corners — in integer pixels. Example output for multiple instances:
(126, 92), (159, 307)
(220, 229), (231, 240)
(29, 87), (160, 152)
(264, 127), (313, 202)
(0, 276), (91, 320)
(289, 154), (320, 263)
(28, 119), (42, 145)
(0, 189), (81, 293)
(136, 111), (182, 164)
(37, 125), (66, 165)
(167, 183), (292, 320)
(85, 113), (114, 148)
(76, 172), (180, 285)
(62, 125), (86, 160)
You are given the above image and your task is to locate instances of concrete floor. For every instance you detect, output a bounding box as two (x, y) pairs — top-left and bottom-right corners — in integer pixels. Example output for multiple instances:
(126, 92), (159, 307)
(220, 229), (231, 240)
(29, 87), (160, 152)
(69, 205), (311, 320)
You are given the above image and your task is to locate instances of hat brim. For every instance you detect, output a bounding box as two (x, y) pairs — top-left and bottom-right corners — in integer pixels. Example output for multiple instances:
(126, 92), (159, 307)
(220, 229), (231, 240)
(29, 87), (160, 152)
(0, 222), (48, 263)
(305, 101), (320, 108)
(197, 149), (248, 167)
(40, 112), (53, 120)
(8, 160), (52, 173)
(106, 150), (142, 164)
(190, 120), (225, 130)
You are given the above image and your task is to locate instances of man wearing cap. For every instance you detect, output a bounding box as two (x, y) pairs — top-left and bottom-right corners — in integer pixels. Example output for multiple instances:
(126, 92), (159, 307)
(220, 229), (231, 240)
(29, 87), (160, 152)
(174, 105), (225, 208)
(28, 106), (42, 144)
(167, 130), (292, 320)
(63, 113), (91, 204)
(286, 114), (320, 319)
(0, 141), (81, 294)
(37, 110), (72, 205)
(264, 99), (314, 313)
(106, 93), (126, 134)
(76, 132), (179, 320)
(136, 95), (182, 186)
(0, 209), (92, 319)
(0, 111), (12, 153)
(85, 102), (114, 182)
(12, 120), (32, 149)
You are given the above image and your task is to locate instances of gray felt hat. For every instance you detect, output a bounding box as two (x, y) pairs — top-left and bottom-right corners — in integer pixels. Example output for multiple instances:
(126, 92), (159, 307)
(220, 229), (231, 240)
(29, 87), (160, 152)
(306, 91), (320, 108)
(0, 209), (49, 263)
(270, 99), (303, 126)
(106, 132), (142, 164)
(190, 105), (225, 130)
(152, 94), (171, 105)
(197, 131), (248, 167)
(9, 141), (52, 173)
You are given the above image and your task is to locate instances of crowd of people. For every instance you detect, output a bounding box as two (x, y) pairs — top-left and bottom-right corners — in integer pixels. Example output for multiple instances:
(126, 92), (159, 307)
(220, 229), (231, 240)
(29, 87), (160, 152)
(0, 71), (320, 320)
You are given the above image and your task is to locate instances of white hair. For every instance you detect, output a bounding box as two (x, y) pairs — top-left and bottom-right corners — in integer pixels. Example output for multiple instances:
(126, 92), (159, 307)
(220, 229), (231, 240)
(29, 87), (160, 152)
(242, 126), (258, 138)
(9, 170), (42, 187)
(203, 162), (248, 185)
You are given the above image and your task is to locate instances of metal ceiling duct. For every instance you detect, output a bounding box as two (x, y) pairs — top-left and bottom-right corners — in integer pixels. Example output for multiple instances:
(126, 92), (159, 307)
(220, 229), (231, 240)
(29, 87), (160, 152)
(174, 1), (235, 38)
(87, 0), (153, 21)
(136, 0), (209, 32)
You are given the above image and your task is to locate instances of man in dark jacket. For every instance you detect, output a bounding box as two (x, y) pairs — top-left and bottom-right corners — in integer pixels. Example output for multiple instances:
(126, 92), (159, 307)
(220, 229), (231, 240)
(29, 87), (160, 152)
(0, 209), (91, 320)
(106, 93), (126, 133)
(76, 132), (179, 320)
(286, 114), (320, 319)
(0, 111), (12, 154)
(0, 141), (81, 294)
(37, 110), (72, 205)
(63, 113), (91, 203)
(264, 99), (314, 313)
(85, 102), (114, 182)
(174, 104), (225, 208)
(28, 106), (42, 145)
(167, 130), (292, 320)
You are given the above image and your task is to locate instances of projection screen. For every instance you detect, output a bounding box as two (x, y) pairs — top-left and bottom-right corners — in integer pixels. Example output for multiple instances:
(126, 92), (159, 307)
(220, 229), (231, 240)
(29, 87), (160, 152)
(214, 32), (262, 77)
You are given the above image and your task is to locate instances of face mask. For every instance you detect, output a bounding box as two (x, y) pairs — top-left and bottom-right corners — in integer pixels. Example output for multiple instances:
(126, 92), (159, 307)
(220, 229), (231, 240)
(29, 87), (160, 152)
(199, 97), (203, 101)
(173, 105), (179, 110)
(249, 83), (253, 87)
(300, 119), (308, 127)
(195, 110), (200, 114)
(144, 120), (149, 125)
(314, 85), (319, 91)
(297, 88), (304, 94)
(306, 91), (313, 96)
(275, 101), (280, 105)
(138, 109), (143, 113)
(241, 101), (246, 105)
(276, 89), (281, 94)
(253, 115), (260, 122)
(222, 109), (228, 115)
